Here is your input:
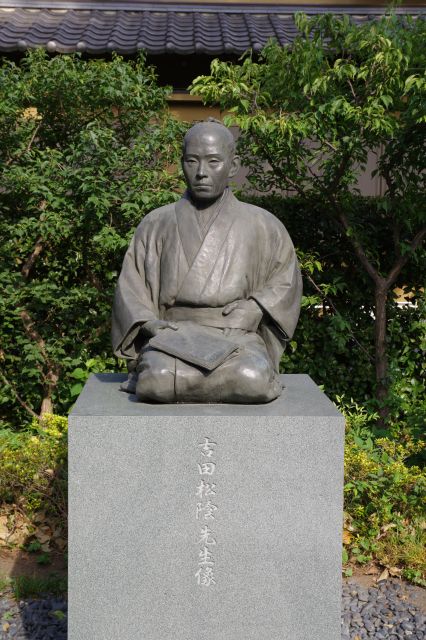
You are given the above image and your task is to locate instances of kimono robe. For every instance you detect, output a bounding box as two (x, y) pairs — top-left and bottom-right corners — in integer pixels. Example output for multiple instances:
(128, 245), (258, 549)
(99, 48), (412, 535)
(112, 189), (302, 403)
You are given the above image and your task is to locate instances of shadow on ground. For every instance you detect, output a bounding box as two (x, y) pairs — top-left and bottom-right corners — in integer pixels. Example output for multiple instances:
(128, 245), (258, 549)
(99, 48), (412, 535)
(0, 546), (67, 639)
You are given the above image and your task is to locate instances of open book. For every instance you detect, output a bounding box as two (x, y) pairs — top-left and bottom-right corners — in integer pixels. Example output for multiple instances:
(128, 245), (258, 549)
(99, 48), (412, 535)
(149, 324), (239, 371)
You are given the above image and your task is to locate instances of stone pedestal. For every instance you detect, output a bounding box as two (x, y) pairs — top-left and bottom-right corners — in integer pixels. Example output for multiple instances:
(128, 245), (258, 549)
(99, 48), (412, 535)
(68, 373), (344, 640)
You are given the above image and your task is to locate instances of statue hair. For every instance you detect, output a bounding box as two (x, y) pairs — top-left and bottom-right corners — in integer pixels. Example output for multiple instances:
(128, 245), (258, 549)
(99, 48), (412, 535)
(183, 118), (236, 156)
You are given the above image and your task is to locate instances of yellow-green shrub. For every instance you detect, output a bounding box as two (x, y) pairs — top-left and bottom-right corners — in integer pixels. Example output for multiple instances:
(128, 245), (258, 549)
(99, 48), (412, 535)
(342, 399), (425, 584)
(0, 414), (67, 516)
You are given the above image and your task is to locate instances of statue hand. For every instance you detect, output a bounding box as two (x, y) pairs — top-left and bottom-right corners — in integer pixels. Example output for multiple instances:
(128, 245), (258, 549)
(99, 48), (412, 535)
(141, 319), (179, 337)
(222, 299), (263, 331)
(222, 299), (261, 316)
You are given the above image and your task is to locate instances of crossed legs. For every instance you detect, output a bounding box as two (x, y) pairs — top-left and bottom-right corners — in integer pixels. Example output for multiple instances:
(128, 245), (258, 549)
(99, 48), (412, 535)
(135, 332), (281, 404)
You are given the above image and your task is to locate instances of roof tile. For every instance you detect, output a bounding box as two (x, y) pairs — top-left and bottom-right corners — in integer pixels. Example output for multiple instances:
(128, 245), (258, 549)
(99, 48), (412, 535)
(0, 6), (422, 55)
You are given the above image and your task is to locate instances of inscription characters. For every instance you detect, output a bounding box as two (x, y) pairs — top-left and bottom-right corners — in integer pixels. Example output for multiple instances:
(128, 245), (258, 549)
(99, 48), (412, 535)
(195, 437), (218, 587)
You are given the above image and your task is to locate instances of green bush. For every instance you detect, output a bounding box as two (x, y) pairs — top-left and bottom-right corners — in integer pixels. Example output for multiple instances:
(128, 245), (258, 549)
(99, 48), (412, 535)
(342, 399), (425, 585)
(0, 49), (185, 427)
(0, 414), (67, 516)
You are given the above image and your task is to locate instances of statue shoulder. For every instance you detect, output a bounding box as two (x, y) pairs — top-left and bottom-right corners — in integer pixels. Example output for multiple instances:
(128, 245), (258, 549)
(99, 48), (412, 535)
(133, 202), (177, 238)
(237, 199), (290, 237)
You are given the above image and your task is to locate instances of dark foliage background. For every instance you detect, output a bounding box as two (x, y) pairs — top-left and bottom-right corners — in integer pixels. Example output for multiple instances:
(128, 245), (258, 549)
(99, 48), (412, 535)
(0, 50), (185, 427)
(247, 195), (425, 439)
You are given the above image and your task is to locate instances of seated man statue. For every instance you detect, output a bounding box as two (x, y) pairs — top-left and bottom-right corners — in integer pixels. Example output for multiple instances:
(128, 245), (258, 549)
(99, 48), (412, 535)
(111, 119), (302, 403)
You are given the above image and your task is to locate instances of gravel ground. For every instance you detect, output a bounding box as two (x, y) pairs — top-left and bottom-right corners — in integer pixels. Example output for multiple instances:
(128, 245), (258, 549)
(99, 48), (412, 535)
(342, 579), (425, 639)
(0, 579), (424, 639)
(0, 596), (66, 640)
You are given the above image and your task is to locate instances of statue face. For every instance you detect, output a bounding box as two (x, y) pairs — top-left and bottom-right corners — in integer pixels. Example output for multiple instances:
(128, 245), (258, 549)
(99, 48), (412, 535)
(182, 128), (240, 204)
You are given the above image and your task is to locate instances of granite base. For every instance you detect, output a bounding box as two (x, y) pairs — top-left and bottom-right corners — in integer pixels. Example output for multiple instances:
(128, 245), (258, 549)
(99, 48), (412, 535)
(68, 373), (344, 640)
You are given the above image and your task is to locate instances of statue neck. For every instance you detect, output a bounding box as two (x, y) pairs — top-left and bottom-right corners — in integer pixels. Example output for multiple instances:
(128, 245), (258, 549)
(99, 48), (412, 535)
(192, 189), (228, 230)
(189, 188), (228, 211)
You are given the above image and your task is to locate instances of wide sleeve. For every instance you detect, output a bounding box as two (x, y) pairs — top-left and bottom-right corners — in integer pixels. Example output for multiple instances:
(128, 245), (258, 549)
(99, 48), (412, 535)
(111, 226), (158, 359)
(250, 219), (302, 371)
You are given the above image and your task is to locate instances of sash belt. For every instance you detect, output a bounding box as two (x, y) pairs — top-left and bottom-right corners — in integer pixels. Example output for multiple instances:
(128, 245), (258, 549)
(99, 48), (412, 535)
(163, 306), (260, 332)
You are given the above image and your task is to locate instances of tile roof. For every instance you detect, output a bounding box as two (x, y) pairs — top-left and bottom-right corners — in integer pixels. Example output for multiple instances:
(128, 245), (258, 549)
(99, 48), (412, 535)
(0, 3), (423, 55)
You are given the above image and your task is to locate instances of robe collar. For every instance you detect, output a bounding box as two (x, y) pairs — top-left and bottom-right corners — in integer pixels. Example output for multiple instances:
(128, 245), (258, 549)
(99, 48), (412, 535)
(175, 188), (231, 268)
(174, 188), (239, 301)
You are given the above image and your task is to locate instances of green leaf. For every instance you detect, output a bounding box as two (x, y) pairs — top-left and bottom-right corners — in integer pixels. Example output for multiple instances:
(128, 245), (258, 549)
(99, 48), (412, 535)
(50, 610), (66, 620)
(70, 368), (86, 380)
(70, 383), (84, 397)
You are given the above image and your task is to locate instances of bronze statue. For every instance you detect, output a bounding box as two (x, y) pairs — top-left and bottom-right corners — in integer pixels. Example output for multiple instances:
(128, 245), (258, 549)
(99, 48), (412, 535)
(112, 120), (302, 403)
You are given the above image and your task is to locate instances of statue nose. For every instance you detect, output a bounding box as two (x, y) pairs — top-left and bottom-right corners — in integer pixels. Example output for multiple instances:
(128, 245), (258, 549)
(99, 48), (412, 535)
(196, 162), (208, 178)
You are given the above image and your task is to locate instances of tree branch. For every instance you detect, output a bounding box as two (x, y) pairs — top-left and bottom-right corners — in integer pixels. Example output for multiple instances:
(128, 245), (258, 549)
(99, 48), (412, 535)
(25, 122), (41, 154)
(20, 310), (60, 415)
(328, 150), (352, 195)
(385, 226), (426, 288)
(0, 369), (39, 419)
(251, 130), (306, 198)
(5, 122), (41, 167)
(334, 204), (381, 285)
(392, 218), (401, 260)
(381, 165), (402, 258)
(20, 310), (49, 363)
(323, 140), (338, 153)
(347, 78), (357, 102)
(303, 271), (374, 363)
(21, 237), (44, 279)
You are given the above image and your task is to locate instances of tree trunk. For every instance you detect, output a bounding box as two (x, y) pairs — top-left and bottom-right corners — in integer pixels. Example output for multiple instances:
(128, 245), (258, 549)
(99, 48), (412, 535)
(39, 370), (59, 417)
(40, 397), (53, 416)
(374, 280), (389, 420)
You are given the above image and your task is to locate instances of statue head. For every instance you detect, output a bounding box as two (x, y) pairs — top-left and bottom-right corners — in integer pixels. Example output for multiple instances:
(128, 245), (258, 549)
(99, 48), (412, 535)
(182, 119), (241, 205)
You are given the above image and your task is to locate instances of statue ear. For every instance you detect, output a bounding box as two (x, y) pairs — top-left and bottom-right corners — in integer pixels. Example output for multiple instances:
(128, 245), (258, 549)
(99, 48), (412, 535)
(228, 155), (241, 179)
